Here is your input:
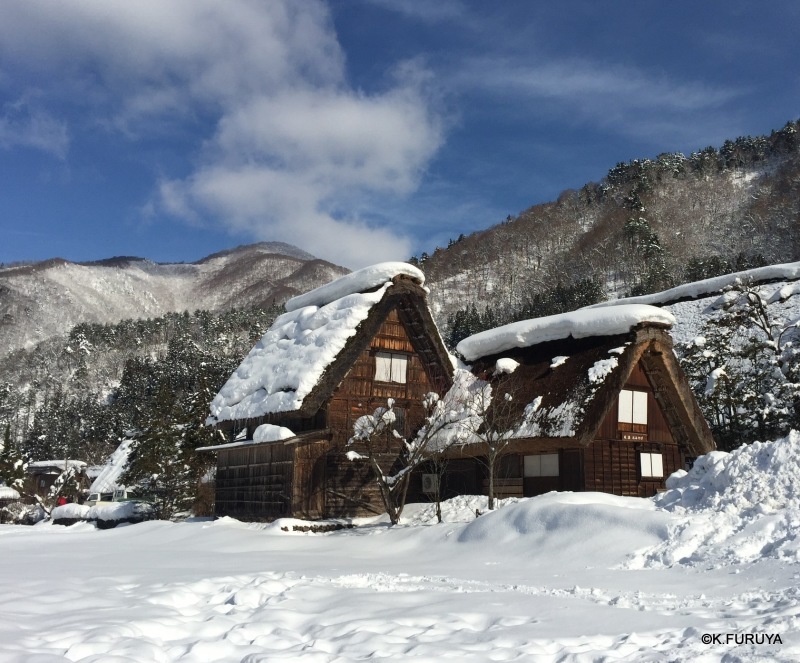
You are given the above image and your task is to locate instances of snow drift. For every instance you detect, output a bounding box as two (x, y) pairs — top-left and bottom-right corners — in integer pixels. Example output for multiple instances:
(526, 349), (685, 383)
(632, 431), (800, 568)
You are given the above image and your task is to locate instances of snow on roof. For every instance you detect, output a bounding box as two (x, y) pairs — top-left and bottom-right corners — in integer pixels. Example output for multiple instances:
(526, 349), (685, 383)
(209, 283), (391, 422)
(89, 439), (134, 494)
(767, 281), (800, 304)
(253, 424), (295, 443)
(285, 262), (424, 312)
(198, 426), (297, 452)
(27, 460), (86, 471)
(0, 486), (20, 500)
(457, 304), (674, 361)
(591, 261), (800, 309)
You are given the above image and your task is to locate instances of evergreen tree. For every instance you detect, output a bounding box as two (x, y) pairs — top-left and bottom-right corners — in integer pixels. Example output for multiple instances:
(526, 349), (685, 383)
(678, 281), (800, 449)
(0, 425), (27, 491)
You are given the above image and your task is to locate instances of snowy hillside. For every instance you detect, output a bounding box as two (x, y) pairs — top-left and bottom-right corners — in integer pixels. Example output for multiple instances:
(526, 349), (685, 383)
(2, 435), (799, 661)
(423, 122), (800, 331)
(0, 242), (348, 357)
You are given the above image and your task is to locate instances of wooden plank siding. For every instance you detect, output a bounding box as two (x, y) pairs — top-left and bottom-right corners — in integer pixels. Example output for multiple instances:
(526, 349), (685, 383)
(215, 443), (295, 521)
(587, 360), (684, 497)
(292, 441), (328, 519)
(323, 307), (441, 517)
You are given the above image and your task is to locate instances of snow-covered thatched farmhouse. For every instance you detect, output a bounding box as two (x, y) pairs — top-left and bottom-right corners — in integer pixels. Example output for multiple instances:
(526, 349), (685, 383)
(203, 263), (454, 520)
(204, 265), (716, 521)
(452, 306), (716, 499)
(26, 460), (88, 498)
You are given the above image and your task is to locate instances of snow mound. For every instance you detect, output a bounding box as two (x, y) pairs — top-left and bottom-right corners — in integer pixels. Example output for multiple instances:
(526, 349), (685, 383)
(285, 262), (424, 312)
(51, 501), (154, 523)
(768, 281), (800, 304)
(494, 358), (519, 374)
(400, 495), (520, 525)
(51, 503), (91, 520)
(457, 304), (674, 361)
(656, 433), (800, 517)
(209, 284), (390, 421)
(633, 432), (800, 568)
(253, 424), (295, 443)
(458, 492), (670, 565)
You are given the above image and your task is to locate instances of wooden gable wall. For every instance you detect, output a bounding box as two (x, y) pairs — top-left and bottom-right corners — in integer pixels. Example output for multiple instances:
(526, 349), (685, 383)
(584, 360), (685, 497)
(324, 307), (440, 517)
(326, 307), (438, 448)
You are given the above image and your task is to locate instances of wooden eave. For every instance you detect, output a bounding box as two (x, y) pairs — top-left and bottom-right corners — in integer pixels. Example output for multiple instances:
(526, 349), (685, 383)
(637, 336), (716, 456)
(201, 429), (332, 452)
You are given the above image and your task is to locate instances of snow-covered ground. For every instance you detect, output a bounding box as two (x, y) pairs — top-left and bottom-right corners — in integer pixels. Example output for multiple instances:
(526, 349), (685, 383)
(3, 437), (800, 662)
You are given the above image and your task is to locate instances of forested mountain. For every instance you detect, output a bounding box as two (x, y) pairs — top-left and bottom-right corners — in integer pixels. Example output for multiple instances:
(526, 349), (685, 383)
(420, 120), (800, 345)
(0, 306), (283, 458)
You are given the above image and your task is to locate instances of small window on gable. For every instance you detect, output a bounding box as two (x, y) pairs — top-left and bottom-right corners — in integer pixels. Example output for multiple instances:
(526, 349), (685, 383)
(618, 389), (648, 439)
(523, 453), (559, 477)
(640, 452), (663, 478)
(375, 352), (408, 384)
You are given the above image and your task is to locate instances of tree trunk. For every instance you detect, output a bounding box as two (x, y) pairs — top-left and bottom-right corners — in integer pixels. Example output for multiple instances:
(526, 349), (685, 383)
(487, 453), (496, 511)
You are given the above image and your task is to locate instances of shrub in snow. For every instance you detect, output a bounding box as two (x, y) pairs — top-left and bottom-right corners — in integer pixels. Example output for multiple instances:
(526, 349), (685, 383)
(1, 501), (46, 525)
(51, 501), (156, 528)
(347, 370), (484, 525)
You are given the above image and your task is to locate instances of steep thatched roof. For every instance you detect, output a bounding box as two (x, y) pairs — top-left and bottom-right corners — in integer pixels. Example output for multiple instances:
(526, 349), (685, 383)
(208, 264), (453, 426)
(468, 324), (715, 456)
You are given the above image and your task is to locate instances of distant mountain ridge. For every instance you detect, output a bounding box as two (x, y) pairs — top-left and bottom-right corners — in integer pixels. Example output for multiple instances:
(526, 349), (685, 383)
(0, 242), (348, 357)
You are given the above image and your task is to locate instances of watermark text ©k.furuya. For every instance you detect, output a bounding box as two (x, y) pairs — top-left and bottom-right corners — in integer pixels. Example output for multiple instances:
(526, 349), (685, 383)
(701, 633), (782, 646)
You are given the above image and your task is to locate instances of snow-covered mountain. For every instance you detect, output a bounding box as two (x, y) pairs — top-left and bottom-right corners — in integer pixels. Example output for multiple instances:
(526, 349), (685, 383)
(0, 242), (348, 357)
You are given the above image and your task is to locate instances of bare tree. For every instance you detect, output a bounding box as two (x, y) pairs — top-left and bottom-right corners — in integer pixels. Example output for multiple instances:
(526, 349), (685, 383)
(347, 370), (484, 525)
(459, 371), (524, 510)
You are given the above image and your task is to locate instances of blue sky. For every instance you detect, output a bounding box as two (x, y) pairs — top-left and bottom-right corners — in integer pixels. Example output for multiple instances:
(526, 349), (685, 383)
(1, 1), (798, 268)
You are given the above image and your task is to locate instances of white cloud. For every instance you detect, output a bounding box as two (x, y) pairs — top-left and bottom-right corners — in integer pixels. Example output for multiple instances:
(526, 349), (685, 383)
(0, 99), (69, 158)
(362, 0), (467, 23)
(0, 0), (443, 267)
(452, 57), (743, 145)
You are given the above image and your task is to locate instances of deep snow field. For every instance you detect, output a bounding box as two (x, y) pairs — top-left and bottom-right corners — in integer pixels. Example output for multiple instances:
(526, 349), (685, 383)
(4, 437), (800, 662)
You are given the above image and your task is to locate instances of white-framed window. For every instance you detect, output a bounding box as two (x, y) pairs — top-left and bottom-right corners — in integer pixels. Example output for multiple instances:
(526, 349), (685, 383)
(375, 352), (408, 383)
(639, 452), (664, 478)
(523, 453), (559, 477)
(618, 389), (648, 425)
